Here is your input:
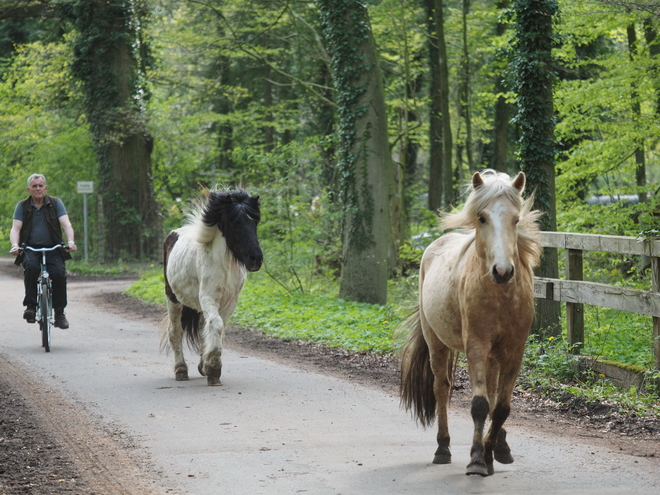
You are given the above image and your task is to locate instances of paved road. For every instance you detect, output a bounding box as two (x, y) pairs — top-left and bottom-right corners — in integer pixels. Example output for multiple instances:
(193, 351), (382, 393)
(0, 265), (658, 494)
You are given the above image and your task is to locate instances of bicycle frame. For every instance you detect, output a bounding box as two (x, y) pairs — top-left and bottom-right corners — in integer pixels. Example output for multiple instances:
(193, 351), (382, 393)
(23, 244), (64, 352)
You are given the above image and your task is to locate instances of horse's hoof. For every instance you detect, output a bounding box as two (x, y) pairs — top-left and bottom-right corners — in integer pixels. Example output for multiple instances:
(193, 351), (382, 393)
(205, 365), (222, 386)
(466, 461), (490, 477)
(433, 453), (451, 464)
(175, 370), (189, 381)
(494, 449), (514, 464)
(198, 362), (206, 376)
(494, 430), (514, 464)
(433, 444), (452, 464)
(433, 437), (451, 464)
(207, 375), (222, 386)
(487, 462), (494, 476)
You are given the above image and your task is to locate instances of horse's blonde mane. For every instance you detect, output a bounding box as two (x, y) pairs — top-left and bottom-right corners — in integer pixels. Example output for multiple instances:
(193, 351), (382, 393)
(441, 170), (543, 269)
(182, 191), (220, 245)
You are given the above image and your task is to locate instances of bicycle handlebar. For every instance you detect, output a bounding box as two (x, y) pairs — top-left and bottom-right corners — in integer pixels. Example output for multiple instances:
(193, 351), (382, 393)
(22, 244), (68, 253)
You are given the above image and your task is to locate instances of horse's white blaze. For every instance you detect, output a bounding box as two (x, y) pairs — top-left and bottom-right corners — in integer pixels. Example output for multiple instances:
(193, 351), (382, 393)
(478, 198), (519, 282)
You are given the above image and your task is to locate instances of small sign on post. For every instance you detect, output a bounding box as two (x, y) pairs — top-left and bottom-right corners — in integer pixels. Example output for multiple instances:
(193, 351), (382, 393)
(77, 181), (93, 262)
(77, 181), (94, 194)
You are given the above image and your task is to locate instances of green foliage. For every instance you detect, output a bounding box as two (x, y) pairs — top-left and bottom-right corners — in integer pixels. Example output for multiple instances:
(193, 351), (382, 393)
(234, 271), (401, 353)
(146, 0), (336, 220)
(523, 334), (582, 382)
(370, 0), (427, 158)
(0, 37), (96, 252)
(552, 1), (660, 234)
(67, 259), (152, 277)
(522, 333), (660, 414)
(582, 306), (655, 368)
(560, 381), (660, 416)
(124, 269), (166, 305)
(236, 140), (343, 295)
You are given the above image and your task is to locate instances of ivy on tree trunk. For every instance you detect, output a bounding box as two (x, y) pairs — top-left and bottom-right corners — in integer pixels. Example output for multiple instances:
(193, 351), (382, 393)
(69, 0), (160, 260)
(511, 0), (560, 336)
(317, 0), (393, 305)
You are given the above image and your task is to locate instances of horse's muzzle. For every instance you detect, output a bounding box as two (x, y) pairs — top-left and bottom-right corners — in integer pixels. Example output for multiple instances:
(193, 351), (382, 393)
(492, 265), (514, 284)
(246, 254), (263, 272)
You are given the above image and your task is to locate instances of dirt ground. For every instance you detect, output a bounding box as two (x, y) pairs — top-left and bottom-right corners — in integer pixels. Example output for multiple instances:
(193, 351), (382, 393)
(1, 263), (659, 494)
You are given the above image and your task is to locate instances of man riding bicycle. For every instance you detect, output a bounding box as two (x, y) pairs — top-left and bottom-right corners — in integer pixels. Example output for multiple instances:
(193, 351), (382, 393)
(9, 174), (77, 329)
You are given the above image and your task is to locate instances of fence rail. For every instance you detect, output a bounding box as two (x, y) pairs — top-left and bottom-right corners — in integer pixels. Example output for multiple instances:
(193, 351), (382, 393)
(533, 232), (660, 370)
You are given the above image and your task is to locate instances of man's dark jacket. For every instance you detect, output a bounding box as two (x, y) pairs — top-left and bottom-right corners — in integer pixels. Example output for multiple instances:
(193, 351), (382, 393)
(14, 195), (72, 265)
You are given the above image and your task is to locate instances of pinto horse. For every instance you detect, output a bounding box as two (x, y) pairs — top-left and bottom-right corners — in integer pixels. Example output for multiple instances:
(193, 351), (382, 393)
(163, 188), (263, 386)
(400, 170), (542, 476)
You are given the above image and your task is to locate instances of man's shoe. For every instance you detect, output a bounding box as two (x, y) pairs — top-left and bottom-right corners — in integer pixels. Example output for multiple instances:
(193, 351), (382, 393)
(54, 311), (69, 329)
(23, 306), (36, 323)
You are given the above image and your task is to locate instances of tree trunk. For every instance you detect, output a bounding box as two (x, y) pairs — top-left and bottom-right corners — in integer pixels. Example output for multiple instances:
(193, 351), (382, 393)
(263, 34), (274, 153)
(425, 0), (453, 212)
(457, 0), (473, 179)
(492, 0), (510, 173)
(627, 24), (647, 204)
(394, 11), (420, 265)
(628, 23), (650, 271)
(316, 60), (338, 200)
(216, 55), (235, 179)
(71, 0), (160, 260)
(512, 0), (560, 336)
(318, 0), (393, 305)
(643, 19), (660, 116)
(426, 0), (443, 212)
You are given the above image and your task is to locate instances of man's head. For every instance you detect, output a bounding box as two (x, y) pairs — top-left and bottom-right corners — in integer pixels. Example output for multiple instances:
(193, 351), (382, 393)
(26, 174), (47, 201)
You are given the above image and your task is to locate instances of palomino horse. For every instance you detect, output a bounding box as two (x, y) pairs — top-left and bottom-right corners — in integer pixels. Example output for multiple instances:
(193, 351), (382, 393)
(400, 170), (542, 476)
(163, 188), (263, 386)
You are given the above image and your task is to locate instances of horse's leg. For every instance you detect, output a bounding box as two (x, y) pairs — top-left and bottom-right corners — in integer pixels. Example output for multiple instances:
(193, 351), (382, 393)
(167, 301), (188, 381)
(196, 313), (207, 376)
(199, 295), (224, 386)
(427, 337), (452, 464)
(484, 355), (523, 469)
(465, 341), (492, 477)
(474, 356), (501, 475)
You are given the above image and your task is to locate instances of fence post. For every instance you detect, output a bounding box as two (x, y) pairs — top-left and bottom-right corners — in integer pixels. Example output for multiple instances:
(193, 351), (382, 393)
(652, 254), (659, 370)
(566, 248), (584, 353)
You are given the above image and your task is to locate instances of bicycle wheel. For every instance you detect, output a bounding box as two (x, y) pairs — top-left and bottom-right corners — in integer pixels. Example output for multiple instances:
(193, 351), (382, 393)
(39, 282), (51, 352)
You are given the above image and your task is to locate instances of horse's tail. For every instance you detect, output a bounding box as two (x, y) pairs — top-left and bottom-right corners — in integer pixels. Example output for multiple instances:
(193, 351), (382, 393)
(399, 309), (437, 428)
(181, 305), (202, 351)
(158, 305), (202, 353)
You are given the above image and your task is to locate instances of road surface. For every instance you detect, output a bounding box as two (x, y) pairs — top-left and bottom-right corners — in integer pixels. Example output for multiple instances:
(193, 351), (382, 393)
(0, 260), (658, 494)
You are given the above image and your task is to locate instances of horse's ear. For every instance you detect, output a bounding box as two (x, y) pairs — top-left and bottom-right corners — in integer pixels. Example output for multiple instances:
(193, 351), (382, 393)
(472, 172), (484, 189)
(511, 172), (525, 193)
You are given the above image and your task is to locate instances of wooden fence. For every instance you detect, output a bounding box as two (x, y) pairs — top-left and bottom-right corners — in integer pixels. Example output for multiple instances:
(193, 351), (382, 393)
(533, 232), (660, 371)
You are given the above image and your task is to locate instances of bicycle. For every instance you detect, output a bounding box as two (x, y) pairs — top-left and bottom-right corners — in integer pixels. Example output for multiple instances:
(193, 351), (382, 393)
(22, 244), (67, 352)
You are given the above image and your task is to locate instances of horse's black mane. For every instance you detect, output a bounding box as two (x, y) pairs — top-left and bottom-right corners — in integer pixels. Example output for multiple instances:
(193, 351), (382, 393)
(201, 189), (261, 228)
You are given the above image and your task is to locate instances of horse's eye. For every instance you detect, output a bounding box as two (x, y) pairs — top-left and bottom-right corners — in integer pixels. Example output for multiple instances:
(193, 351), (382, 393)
(478, 215), (486, 224)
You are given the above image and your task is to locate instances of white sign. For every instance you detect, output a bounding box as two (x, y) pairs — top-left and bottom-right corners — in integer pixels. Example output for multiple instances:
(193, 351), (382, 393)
(77, 181), (94, 194)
